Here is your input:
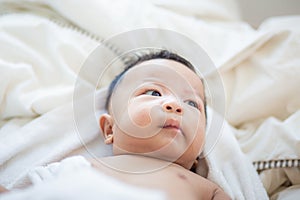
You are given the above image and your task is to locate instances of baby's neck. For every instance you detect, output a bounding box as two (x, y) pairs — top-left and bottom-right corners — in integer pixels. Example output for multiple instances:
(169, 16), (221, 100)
(99, 154), (180, 173)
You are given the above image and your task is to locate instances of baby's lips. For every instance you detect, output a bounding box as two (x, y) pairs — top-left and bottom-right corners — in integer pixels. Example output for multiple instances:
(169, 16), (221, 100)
(162, 118), (181, 130)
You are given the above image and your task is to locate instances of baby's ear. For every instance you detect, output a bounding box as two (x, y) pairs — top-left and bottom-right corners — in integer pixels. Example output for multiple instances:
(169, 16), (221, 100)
(99, 114), (114, 144)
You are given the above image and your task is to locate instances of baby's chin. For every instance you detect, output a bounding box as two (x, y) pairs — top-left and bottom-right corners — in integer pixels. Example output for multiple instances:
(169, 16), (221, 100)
(143, 144), (190, 163)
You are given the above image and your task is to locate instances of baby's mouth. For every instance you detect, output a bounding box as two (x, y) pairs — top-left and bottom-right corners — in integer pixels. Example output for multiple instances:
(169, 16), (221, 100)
(162, 119), (182, 132)
(163, 124), (179, 130)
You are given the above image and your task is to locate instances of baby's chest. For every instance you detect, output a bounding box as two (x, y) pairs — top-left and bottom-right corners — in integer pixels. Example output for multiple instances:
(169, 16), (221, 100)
(115, 168), (212, 200)
(92, 160), (214, 199)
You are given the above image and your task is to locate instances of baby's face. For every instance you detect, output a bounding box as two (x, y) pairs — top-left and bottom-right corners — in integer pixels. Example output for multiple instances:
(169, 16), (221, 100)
(108, 59), (206, 169)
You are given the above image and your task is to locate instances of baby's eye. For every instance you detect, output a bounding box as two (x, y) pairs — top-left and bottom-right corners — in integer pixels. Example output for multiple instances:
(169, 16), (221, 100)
(185, 100), (198, 109)
(144, 90), (161, 97)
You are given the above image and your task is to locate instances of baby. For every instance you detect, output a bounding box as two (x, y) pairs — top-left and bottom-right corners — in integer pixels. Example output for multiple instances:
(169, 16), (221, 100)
(89, 50), (230, 200)
(0, 50), (230, 200)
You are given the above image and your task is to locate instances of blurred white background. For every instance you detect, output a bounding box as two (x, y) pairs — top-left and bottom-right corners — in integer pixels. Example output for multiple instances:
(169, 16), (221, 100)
(237, 0), (300, 27)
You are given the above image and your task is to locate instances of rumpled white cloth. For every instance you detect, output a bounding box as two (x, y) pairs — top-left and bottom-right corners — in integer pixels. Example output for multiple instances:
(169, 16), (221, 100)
(1, 0), (299, 199)
(0, 156), (166, 200)
(203, 110), (268, 199)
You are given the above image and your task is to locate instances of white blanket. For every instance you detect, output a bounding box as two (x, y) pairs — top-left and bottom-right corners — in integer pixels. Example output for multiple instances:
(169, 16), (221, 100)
(0, 156), (166, 200)
(1, 0), (300, 199)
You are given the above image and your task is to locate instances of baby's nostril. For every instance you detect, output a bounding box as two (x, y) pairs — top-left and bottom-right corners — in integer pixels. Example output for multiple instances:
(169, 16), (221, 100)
(166, 105), (172, 110)
(176, 108), (182, 113)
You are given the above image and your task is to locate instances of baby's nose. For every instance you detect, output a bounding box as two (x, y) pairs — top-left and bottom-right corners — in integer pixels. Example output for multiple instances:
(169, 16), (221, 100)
(163, 101), (183, 115)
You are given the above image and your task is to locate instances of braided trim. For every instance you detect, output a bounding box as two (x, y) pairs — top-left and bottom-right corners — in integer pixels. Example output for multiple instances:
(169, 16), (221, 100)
(253, 159), (300, 172)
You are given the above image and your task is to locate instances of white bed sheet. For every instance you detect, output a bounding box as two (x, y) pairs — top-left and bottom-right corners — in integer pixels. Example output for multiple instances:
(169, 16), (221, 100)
(0, 0), (299, 199)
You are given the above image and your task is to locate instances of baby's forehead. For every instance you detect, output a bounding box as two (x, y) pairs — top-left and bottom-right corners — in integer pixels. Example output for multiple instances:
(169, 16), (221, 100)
(117, 59), (204, 96)
(124, 59), (198, 79)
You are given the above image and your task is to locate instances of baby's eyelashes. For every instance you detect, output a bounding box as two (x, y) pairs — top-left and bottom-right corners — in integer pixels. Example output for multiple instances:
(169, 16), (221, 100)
(184, 100), (199, 109)
(144, 90), (162, 97)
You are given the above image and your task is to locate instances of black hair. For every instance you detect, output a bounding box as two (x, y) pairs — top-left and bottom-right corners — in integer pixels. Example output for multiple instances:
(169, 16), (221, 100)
(105, 49), (207, 117)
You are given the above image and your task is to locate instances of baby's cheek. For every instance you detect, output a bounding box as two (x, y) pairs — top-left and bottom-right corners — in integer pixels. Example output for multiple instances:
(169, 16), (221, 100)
(120, 99), (166, 136)
(128, 101), (165, 129)
(128, 105), (152, 127)
(183, 110), (205, 140)
(117, 103), (163, 139)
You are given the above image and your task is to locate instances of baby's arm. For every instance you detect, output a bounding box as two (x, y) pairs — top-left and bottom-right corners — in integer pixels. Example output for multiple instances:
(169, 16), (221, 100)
(192, 173), (231, 200)
(212, 186), (231, 200)
(191, 170), (231, 199)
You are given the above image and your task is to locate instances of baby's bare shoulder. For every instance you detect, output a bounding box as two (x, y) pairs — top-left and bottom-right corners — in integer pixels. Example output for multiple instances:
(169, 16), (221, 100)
(192, 175), (231, 200)
(169, 165), (231, 199)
